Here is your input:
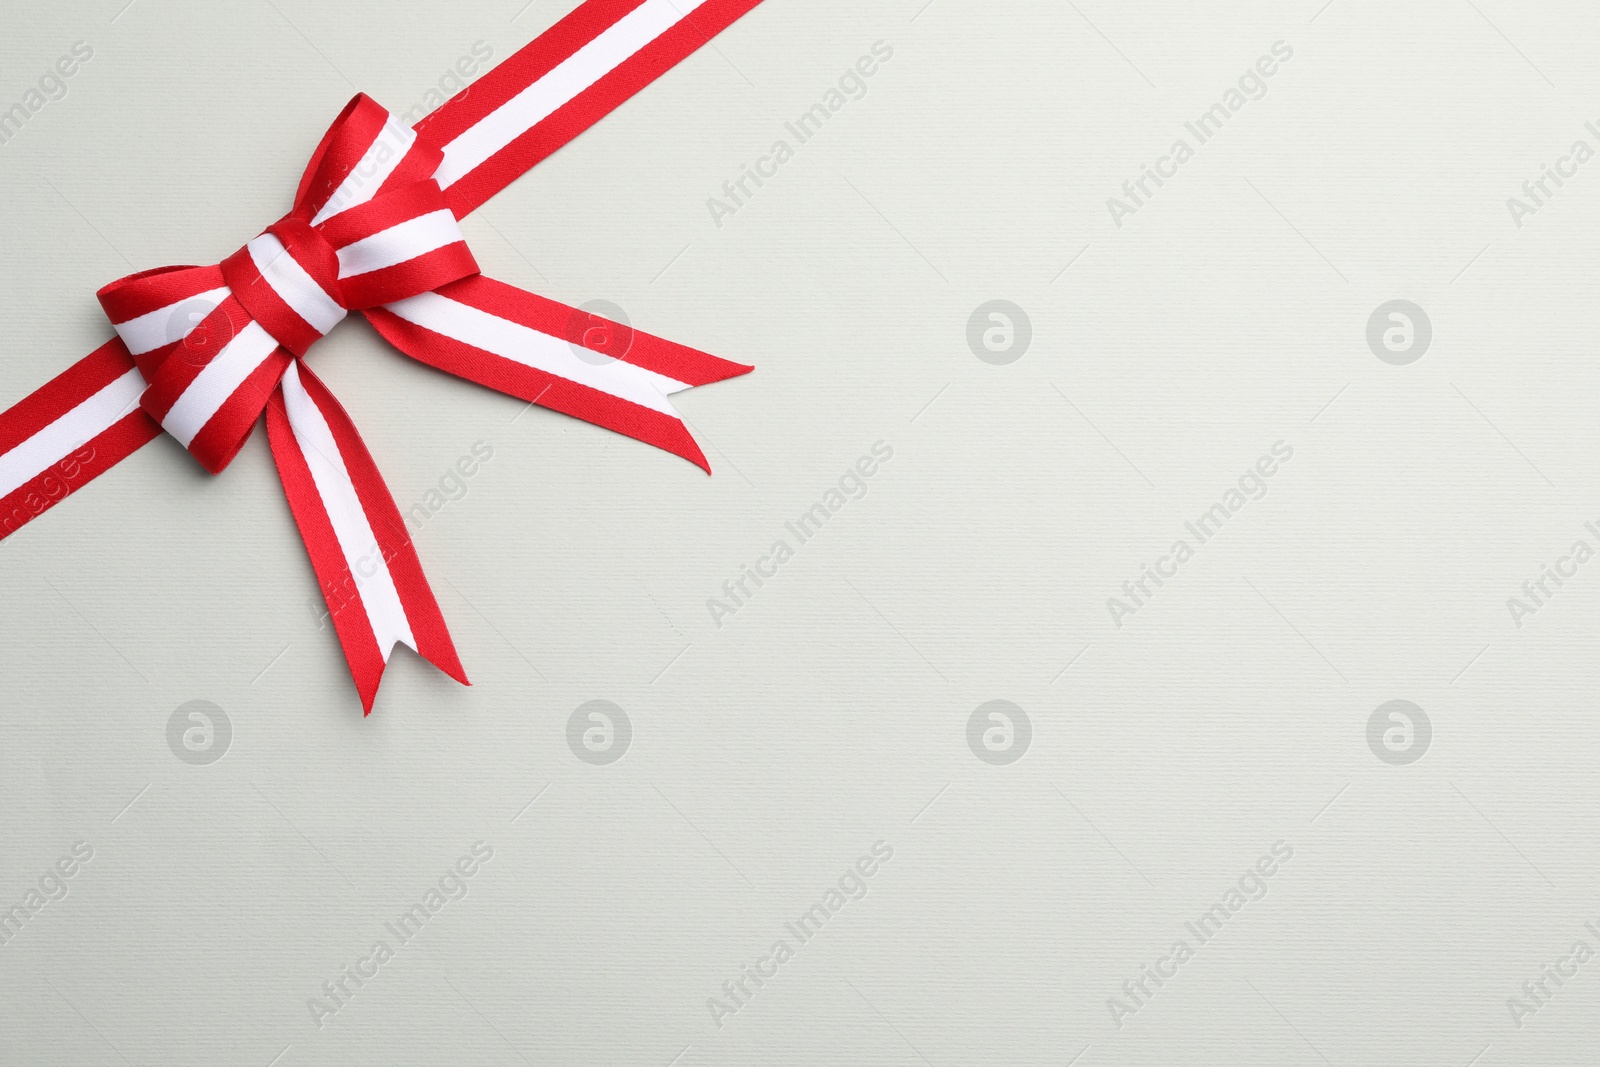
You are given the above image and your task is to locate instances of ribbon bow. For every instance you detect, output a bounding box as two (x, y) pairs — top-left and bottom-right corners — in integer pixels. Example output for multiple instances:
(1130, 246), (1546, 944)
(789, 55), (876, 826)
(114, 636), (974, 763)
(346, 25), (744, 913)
(0, 0), (763, 712)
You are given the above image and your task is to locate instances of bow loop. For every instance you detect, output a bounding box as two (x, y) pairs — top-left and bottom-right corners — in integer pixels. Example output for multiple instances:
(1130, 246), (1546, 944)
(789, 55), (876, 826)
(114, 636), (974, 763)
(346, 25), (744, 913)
(97, 264), (288, 475)
(96, 264), (227, 380)
(296, 95), (442, 225)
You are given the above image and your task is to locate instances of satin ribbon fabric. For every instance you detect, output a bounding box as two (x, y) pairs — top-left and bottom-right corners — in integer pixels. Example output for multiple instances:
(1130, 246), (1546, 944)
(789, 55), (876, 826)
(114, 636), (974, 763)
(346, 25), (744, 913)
(0, 0), (764, 713)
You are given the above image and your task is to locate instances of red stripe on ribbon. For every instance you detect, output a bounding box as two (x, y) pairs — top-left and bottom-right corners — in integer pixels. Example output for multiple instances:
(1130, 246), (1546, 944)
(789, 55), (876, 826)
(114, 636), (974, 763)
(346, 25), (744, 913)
(97, 265), (223, 326)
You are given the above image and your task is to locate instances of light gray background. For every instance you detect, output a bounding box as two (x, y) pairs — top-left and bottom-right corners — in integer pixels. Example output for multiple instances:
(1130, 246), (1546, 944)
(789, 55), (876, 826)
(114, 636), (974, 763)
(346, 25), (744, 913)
(2, 0), (1598, 1064)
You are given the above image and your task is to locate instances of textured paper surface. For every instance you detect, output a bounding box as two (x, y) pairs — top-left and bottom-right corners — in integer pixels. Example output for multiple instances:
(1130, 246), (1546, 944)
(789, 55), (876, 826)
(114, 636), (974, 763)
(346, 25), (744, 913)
(3, 0), (1598, 1063)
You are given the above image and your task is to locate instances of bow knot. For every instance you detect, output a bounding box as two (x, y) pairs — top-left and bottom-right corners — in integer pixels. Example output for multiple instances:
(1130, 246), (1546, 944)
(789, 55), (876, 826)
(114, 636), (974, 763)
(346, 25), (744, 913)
(220, 223), (345, 358)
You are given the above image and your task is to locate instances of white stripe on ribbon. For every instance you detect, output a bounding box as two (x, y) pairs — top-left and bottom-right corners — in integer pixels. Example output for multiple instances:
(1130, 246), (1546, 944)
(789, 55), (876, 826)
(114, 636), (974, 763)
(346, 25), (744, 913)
(161, 321), (280, 447)
(280, 363), (416, 660)
(434, 0), (710, 190)
(0, 369), (145, 500)
(112, 287), (230, 357)
(311, 113), (418, 226)
(336, 210), (464, 278)
(248, 234), (347, 335)
(382, 292), (691, 413)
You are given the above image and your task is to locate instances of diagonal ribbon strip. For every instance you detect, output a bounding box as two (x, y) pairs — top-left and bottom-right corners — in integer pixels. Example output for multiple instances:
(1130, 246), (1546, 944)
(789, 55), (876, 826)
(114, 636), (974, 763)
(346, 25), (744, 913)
(0, 0), (764, 714)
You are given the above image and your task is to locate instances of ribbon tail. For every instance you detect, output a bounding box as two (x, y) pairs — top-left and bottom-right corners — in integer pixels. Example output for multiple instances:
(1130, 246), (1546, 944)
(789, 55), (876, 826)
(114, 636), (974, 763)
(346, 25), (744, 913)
(0, 340), (162, 543)
(365, 275), (751, 473)
(266, 362), (468, 714)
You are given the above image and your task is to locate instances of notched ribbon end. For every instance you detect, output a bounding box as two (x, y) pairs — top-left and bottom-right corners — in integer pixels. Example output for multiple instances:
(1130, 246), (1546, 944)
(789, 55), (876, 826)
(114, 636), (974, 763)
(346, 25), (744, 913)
(355, 640), (471, 717)
(674, 360), (753, 476)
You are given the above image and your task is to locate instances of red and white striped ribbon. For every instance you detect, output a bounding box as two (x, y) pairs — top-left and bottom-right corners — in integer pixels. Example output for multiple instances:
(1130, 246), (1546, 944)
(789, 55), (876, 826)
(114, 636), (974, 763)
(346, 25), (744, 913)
(0, 0), (764, 714)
